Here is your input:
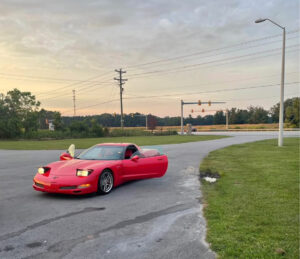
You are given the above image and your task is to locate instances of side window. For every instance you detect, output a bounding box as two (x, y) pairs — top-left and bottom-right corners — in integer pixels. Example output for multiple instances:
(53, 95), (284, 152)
(132, 150), (140, 157)
(132, 150), (145, 158)
(124, 145), (138, 159)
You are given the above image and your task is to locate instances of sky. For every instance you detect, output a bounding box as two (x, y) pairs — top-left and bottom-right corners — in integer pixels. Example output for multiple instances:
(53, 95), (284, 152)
(0, 0), (299, 117)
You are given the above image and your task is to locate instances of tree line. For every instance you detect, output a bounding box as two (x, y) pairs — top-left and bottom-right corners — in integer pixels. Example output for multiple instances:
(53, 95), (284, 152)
(61, 99), (299, 127)
(0, 88), (299, 139)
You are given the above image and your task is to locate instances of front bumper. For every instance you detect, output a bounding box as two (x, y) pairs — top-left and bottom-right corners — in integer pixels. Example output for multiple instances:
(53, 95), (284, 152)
(33, 175), (96, 195)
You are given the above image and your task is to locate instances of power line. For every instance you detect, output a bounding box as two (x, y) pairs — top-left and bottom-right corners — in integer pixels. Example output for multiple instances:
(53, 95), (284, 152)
(128, 44), (300, 78)
(43, 49), (299, 112)
(73, 83), (118, 108)
(61, 98), (120, 115)
(127, 47), (300, 80)
(126, 71), (299, 94)
(126, 29), (299, 69)
(226, 92), (299, 103)
(38, 78), (114, 101)
(61, 81), (299, 115)
(64, 92), (299, 117)
(3, 31), (298, 100)
(0, 72), (106, 83)
(36, 72), (116, 101)
(37, 30), (299, 115)
(0, 30), (298, 85)
(37, 75), (114, 99)
(36, 71), (115, 97)
(126, 34), (299, 75)
(122, 82), (299, 100)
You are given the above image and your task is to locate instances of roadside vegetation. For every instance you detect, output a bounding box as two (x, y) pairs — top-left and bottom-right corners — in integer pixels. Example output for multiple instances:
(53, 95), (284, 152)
(0, 135), (228, 150)
(200, 138), (299, 258)
(0, 88), (299, 140)
(126, 123), (296, 131)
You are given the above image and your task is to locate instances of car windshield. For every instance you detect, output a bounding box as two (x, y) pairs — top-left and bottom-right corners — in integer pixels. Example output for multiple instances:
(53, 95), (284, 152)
(76, 145), (124, 160)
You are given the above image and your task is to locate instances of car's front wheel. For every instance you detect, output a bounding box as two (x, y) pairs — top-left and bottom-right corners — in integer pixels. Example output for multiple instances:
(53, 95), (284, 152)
(97, 169), (114, 194)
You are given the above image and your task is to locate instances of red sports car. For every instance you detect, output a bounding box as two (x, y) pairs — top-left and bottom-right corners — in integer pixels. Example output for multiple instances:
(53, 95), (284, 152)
(33, 143), (168, 195)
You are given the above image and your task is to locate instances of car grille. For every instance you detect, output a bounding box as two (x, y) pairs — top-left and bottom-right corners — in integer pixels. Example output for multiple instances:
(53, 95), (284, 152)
(35, 182), (44, 188)
(59, 186), (77, 190)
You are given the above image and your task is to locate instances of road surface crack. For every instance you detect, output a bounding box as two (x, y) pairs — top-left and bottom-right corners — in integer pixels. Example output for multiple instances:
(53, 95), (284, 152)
(26, 203), (192, 259)
(0, 207), (105, 242)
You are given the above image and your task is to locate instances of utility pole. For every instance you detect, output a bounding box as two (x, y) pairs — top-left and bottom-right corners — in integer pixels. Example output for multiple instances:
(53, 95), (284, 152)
(226, 109), (229, 130)
(72, 89), (76, 117)
(279, 28), (285, 146)
(114, 68), (127, 129)
(181, 100), (184, 135)
(145, 114), (148, 130)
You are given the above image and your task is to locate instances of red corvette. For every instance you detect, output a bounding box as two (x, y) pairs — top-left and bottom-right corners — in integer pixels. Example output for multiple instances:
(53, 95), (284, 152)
(33, 143), (168, 195)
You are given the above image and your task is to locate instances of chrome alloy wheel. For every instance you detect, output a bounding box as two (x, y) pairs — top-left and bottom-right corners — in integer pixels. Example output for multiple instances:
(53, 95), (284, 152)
(100, 170), (113, 193)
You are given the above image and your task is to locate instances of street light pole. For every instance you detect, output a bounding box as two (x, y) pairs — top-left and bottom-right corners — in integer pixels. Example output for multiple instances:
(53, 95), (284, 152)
(279, 27), (285, 147)
(181, 100), (184, 135)
(255, 18), (285, 147)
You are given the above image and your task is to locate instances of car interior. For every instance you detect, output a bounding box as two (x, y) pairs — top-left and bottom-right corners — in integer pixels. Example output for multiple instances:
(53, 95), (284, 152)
(124, 145), (138, 159)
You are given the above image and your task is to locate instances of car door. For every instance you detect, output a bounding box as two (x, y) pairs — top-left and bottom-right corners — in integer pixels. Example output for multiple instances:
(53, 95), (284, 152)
(151, 155), (168, 177)
(138, 155), (167, 177)
(121, 145), (142, 180)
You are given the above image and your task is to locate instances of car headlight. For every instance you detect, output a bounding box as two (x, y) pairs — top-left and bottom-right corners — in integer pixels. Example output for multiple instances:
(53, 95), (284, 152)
(37, 167), (50, 174)
(76, 169), (93, 177)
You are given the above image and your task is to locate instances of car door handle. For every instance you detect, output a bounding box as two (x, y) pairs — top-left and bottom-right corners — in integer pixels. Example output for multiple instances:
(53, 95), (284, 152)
(157, 158), (163, 161)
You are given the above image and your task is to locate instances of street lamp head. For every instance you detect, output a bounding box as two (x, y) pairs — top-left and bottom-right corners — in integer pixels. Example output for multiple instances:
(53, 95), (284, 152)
(255, 18), (267, 23)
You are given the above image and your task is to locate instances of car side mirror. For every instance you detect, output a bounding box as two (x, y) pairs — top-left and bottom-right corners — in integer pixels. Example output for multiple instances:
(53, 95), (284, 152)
(131, 155), (139, 161)
(67, 144), (75, 158)
(60, 152), (73, 161)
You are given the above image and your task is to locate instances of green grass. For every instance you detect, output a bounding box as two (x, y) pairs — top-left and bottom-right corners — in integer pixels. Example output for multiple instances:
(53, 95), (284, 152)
(0, 135), (227, 150)
(200, 138), (299, 258)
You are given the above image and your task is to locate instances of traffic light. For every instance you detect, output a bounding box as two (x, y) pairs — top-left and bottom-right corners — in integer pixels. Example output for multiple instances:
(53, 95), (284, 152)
(198, 100), (201, 106)
(191, 109), (194, 113)
(202, 109), (205, 112)
(208, 100), (211, 106)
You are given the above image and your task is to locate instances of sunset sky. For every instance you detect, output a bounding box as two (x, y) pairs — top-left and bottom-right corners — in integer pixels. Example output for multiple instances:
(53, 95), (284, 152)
(0, 0), (299, 117)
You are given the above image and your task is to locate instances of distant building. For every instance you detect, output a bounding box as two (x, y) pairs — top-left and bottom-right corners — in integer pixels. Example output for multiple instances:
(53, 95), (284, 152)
(46, 119), (55, 131)
(48, 120), (55, 131)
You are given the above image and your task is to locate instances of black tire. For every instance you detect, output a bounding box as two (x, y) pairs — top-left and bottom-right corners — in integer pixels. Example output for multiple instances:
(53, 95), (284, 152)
(97, 169), (114, 195)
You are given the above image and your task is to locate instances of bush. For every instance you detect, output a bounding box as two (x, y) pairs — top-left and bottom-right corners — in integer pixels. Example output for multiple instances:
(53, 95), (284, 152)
(22, 130), (67, 140)
(153, 130), (177, 136)
(12, 127), (177, 140)
(69, 121), (89, 134)
(109, 129), (152, 137)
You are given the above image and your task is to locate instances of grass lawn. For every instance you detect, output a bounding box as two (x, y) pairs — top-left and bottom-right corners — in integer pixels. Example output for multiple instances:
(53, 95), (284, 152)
(0, 135), (227, 150)
(200, 138), (299, 258)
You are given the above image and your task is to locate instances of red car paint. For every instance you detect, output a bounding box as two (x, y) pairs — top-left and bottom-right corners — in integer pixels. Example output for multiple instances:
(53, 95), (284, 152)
(33, 143), (168, 195)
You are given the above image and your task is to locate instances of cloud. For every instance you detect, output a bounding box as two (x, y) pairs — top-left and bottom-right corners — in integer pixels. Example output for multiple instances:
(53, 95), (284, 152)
(0, 0), (298, 115)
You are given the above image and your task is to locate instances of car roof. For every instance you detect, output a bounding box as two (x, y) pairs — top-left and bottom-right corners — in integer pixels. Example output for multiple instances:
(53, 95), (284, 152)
(96, 143), (135, 147)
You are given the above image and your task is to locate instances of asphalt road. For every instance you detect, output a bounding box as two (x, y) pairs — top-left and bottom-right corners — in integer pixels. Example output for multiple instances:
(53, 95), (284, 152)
(0, 131), (299, 259)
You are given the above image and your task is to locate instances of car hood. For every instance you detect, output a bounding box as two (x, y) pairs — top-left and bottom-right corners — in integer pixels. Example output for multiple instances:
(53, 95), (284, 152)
(46, 159), (118, 176)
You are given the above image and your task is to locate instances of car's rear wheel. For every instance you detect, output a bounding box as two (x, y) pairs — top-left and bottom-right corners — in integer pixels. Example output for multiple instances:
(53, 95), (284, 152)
(97, 169), (114, 194)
